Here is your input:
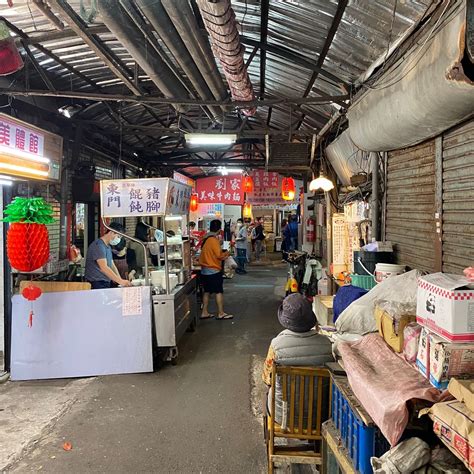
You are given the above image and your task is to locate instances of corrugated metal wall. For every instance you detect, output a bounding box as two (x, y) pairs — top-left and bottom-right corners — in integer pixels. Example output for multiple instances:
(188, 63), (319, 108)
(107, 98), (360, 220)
(442, 120), (474, 273)
(386, 140), (436, 272)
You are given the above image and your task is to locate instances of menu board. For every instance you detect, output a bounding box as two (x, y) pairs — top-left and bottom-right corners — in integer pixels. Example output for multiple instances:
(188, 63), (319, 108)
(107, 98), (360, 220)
(100, 178), (192, 217)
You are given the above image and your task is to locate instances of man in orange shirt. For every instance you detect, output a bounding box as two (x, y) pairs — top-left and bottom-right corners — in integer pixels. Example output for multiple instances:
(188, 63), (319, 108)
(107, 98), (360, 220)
(199, 219), (233, 320)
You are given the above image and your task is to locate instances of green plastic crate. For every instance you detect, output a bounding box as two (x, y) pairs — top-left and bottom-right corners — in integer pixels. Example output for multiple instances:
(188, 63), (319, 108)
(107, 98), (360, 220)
(350, 273), (377, 290)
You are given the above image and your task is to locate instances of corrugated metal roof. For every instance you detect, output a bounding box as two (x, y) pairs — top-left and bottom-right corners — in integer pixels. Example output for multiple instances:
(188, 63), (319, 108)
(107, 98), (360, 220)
(0, 0), (433, 175)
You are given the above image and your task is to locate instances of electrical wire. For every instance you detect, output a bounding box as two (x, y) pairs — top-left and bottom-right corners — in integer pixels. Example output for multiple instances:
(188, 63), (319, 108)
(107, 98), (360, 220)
(360, 0), (455, 91)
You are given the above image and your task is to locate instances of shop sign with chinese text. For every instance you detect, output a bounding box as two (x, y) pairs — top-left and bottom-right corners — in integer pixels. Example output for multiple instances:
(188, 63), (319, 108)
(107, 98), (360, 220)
(0, 114), (45, 156)
(100, 178), (192, 217)
(173, 171), (195, 189)
(246, 171), (286, 205)
(0, 113), (63, 182)
(196, 175), (243, 205)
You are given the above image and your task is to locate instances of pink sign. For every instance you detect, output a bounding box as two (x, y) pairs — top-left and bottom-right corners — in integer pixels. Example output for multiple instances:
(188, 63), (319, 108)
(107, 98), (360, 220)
(0, 116), (45, 157)
(196, 175), (244, 204)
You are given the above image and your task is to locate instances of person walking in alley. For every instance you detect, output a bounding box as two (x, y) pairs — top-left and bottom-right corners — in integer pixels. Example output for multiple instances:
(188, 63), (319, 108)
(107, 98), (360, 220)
(199, 219), (233, 320)
(284, 214), (299, 252)
(234, 218), (248, 274)
(253, 217), (266, 261)
(262, 293), (333, 422)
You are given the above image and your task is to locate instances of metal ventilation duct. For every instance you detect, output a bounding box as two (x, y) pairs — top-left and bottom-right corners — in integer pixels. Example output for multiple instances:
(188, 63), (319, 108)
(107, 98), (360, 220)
(325, 129), (373, 186)
(136, 0), (226, 121)
(196, 0), (256, 116)
(161, 0), (228, 110)
(97, 0), (189, 109)
(348, 1), (474, 151)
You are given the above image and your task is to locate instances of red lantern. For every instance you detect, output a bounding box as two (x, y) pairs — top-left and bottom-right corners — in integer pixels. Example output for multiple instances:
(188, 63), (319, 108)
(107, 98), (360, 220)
(22, 284), (42, 301)
(0, 20), (24, 76)
(243, 175), (254, 193)
(21, 283), (42, 328)
(190, 193), (198, 212)
(282, 177), (296, 201)
(243, 202), (252, 219)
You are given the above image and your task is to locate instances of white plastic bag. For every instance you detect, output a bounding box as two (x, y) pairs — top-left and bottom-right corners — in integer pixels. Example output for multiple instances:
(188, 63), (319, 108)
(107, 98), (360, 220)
(371, 437), (430, 473)
(225, 256), (238, 269)
(336, 270), (421, 335)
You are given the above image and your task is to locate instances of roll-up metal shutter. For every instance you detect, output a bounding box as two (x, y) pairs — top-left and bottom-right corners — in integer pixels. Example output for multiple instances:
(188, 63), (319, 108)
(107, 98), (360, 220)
(442, 120), (474, 273)
(386, 140), (436, 272)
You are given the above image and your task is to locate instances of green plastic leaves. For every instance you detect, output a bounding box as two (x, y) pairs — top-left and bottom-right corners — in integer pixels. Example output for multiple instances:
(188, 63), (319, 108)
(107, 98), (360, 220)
(2, 197), (55, 224)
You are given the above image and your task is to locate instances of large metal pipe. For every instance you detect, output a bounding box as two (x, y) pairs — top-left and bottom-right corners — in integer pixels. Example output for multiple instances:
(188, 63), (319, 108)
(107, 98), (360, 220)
(97, 0), (190, 108)
(348, 1), (474, 151)
(161, 0), (228, 107)
(196, 0), (256, 116)
(135, 0), (224, 121)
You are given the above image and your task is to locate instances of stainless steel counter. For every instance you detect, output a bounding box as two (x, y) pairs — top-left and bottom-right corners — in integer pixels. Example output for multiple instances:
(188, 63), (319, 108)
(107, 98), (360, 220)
(152, 275), (197, 347)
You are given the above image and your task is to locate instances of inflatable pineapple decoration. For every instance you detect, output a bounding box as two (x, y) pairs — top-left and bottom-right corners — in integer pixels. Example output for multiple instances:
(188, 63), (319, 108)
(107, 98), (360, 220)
(3, 197), (54, 272)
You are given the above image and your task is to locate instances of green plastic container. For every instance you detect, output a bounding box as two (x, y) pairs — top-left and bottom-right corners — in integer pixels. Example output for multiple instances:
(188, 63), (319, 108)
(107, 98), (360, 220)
(350, 274), (377, 290)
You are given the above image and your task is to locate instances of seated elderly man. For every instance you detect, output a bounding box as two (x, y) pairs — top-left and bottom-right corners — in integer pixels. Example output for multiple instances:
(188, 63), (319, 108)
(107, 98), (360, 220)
(262, 293), (334, 424)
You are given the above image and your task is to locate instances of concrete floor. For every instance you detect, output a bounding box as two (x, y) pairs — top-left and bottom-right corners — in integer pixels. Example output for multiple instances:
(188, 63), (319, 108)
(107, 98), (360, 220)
(4, 264), (287, 473)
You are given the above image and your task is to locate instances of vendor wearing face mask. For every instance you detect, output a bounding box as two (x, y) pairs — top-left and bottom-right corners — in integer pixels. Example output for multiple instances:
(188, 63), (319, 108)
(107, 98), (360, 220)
(85, 221), (132, 289)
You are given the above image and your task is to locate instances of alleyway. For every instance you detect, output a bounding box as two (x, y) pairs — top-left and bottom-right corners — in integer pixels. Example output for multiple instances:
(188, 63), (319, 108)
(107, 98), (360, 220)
(4, 265), (286, 473)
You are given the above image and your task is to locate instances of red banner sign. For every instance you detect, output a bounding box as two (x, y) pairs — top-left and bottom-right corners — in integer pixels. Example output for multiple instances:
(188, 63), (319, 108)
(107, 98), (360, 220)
(247, 171), (286, 205)
(196, 175), (244, 204)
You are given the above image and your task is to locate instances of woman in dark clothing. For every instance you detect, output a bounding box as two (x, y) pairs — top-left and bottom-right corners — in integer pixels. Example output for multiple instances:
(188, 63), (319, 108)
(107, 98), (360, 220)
(127, 221), (150, 275)
(280, 219), (288, 260)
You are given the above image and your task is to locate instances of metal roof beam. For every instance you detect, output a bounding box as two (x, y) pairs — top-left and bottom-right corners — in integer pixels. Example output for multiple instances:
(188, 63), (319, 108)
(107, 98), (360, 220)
(48, 0), (142, 96)
(25, 25), (109, 44)
(240, 36), (349, 90)
(21, 42), (56, 91)
(0, 88), (349, 107)
(296, 0), (349, 129)
(260, 0), (270, 99)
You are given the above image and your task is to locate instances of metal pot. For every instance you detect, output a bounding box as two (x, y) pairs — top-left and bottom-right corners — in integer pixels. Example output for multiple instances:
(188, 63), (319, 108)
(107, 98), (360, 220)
(177, 270), (186, 285)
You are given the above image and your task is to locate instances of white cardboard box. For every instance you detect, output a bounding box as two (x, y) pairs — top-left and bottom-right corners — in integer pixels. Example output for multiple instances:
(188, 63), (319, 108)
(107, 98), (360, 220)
(416, 327), (430, 378)
(416, 273), (474, 343)
(429, 333), (474, 389)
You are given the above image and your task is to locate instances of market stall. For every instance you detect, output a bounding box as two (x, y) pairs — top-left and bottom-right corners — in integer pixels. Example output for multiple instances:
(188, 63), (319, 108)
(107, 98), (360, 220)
(9, 177), (196, 380)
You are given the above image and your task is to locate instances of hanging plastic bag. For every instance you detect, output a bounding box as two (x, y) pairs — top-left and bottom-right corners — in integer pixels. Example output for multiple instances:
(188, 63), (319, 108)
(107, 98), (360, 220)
(225, 256), (237, 270)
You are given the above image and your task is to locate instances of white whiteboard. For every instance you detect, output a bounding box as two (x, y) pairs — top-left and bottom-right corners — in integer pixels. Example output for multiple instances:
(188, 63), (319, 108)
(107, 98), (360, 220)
(11, 287), (153, 381)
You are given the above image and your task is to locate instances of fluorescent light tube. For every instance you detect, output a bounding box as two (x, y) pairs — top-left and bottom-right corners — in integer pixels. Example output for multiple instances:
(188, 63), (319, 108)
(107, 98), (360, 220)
(0, 144), (50, 164)
(0, 162), (49, 177)
(0, 179), (13, 186)
(185, 133), (237, 146)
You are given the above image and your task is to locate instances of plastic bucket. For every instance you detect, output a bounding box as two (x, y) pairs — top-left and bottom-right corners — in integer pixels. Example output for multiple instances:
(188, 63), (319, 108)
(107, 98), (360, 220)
(375, 263), (405, 283)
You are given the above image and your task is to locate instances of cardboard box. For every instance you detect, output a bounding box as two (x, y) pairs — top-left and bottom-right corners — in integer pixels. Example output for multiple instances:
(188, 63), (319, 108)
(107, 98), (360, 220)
(313, 295), (334, 326)
(374, 305), (416, 353)
(416, 327), (430, 378)
(429, 334), (474, 389)
(448, 379), (474, 412)
(416, 273), (474, 343)
(421, 400), (474, 471)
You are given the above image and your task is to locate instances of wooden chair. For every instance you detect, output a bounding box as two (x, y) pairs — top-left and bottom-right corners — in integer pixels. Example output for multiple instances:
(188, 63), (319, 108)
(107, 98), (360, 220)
(264, 365), (331, 473)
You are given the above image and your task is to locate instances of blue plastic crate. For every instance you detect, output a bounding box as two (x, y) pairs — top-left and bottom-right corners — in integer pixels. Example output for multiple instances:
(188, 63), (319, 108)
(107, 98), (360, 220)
(331, 383), (390, 474)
